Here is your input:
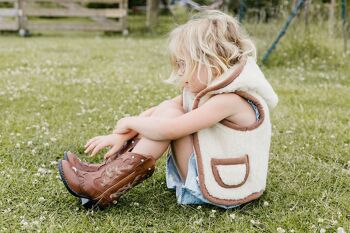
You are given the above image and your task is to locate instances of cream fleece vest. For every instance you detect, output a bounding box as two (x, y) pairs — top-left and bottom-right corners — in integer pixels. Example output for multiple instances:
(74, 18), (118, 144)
(181, 56), (278, 206)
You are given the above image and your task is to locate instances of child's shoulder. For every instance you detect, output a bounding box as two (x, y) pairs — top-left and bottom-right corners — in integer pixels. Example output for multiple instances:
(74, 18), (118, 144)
(208, 93), (257, 126)
(208, 92), (246, 107)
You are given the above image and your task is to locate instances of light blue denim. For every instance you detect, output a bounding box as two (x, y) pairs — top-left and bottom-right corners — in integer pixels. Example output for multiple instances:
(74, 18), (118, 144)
(165, 100), (260, 209)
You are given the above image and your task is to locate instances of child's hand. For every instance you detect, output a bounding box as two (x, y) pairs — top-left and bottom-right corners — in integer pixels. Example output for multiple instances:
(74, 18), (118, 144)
(84, 134), (126, 157)
(113, 117), (134, 134)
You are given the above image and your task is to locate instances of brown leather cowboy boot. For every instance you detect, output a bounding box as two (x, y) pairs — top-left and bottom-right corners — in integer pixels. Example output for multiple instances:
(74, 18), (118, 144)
(64, 137), (141, 172)
(58, 151), (156, 208)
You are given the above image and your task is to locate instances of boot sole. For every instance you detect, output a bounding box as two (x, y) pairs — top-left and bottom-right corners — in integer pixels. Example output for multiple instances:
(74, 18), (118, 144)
(58, 160), (99, 208)
(80, 197), (97, 209)
(63, 151), (68, 161)
(58, 160), (89, 199)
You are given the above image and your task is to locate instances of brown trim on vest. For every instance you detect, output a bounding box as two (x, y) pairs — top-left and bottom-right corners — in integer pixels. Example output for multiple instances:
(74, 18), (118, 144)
(190, 58), (265, 206)
(219, 91), (265, 131)
(193, 132), (264, 205)
(211, 154), (250, 188)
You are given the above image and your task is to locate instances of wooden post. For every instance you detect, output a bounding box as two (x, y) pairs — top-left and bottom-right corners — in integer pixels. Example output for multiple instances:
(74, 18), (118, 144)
(146, 0), (160, 32)
(121, 0), (128, 35)
(14, 0), (19, 30)
(17, 0), (29, 36)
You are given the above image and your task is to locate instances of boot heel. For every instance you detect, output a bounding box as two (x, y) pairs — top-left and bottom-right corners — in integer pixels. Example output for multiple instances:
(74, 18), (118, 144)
(80, 198), (96, 209)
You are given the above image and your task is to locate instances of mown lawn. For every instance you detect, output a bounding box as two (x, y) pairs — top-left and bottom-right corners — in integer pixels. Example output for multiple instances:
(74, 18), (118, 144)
(0, 13), (349, 232)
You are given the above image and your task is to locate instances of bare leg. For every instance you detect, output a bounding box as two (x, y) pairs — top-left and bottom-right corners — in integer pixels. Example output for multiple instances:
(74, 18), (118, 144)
(131, 100), (193, 181)
(169, 135), (193, 182)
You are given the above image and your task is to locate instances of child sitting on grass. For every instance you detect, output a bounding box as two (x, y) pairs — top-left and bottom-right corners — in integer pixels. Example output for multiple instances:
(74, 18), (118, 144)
(58, 9), (278, 209)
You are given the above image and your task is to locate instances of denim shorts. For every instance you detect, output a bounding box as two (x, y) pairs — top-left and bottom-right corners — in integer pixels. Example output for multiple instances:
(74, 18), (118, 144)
(165, 99), (260, 209)
(165, 149), (241, 209)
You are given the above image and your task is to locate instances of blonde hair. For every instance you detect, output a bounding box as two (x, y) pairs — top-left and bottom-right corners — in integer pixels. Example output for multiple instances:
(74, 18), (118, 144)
(165, 10), (256, 89)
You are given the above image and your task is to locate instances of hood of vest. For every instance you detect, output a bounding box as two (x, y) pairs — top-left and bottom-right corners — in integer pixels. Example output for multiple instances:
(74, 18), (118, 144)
(190, 56), (278, 110)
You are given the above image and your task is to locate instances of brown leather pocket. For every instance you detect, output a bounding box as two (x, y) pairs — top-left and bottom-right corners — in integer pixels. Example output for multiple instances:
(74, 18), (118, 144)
(211, 155), (250, 188)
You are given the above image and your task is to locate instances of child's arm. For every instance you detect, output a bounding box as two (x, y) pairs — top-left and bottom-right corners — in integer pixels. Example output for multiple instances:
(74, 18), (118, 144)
(115, 93), (249, 141)
(85, 95), (181, 157)
(113, 106), (157, 132)
(139, 105), (158, 117)
(110, 106), (157, 138)
(112, 95), (181, 134)
(84, 106), (157, 157)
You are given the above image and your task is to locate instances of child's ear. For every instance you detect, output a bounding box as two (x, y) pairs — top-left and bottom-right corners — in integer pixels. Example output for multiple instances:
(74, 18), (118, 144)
(211, 67), (220, 77)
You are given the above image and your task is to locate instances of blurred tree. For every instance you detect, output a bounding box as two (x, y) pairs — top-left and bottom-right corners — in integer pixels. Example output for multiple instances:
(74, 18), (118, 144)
(146, 0), (160, 32)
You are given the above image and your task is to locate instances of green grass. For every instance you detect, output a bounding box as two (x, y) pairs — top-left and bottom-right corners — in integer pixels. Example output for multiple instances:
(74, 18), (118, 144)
(0, 12), (349, 232)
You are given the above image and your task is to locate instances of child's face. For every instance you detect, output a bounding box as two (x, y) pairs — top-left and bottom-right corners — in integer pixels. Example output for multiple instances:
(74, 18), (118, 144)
(177, 61), (208, 94)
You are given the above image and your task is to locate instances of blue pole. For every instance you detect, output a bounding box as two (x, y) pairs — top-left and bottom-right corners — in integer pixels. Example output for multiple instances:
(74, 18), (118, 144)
(341, 0), (346, 20)
(261, 0), (305, 64)
(239, 0), (246, 23)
